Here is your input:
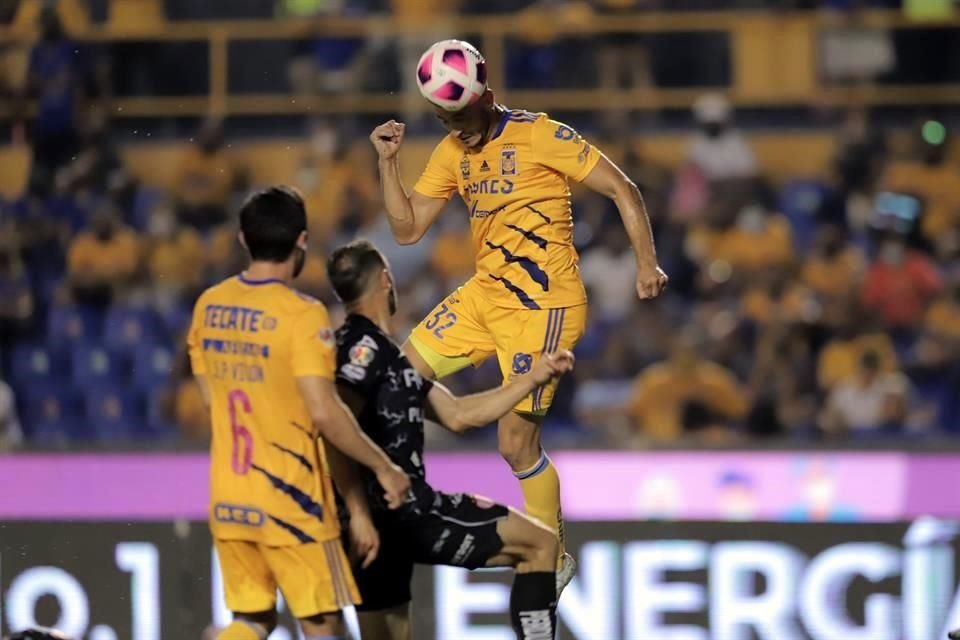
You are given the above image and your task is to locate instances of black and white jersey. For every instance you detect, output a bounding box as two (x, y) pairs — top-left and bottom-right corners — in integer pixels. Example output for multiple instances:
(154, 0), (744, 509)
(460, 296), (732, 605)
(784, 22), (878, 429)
(335, 313), (435, 517)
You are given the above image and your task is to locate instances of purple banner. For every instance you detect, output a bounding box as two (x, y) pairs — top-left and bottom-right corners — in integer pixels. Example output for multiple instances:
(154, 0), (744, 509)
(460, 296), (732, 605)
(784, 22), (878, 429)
(0, 451), (957, 521)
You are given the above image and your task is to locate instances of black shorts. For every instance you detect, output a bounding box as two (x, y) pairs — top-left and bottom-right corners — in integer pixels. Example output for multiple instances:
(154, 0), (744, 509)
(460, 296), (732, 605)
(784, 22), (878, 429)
(342, 492), (509, 612)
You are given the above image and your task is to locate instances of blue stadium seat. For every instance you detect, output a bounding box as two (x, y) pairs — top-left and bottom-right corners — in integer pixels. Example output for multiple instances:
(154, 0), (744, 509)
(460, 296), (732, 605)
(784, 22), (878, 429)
(130, 186), (165, 231)
(71, 344), (128, 389)
(131, 342), (174, 393)
(48, 304), (103, 347)
(9, 344), (70, 384)
(103, 306), (161, 353)
(157, 304), (192, 340)
(21, 384), (91, 442)
(85, 384), (147, 441)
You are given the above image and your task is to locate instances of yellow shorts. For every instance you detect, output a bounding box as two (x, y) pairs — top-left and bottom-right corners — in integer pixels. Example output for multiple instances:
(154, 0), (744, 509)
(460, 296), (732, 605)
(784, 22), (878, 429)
(214, 537), (359, 619)
(408, 284), (586, 416)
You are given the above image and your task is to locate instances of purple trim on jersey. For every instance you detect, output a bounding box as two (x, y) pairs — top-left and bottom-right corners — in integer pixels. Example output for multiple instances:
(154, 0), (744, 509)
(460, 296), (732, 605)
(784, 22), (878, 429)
(237, 273), (284, 286)
(490, 109), (511, 140)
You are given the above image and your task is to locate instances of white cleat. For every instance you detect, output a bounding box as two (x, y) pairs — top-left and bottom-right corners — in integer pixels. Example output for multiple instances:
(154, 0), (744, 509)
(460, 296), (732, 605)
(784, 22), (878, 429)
(556, 552), (576, 598)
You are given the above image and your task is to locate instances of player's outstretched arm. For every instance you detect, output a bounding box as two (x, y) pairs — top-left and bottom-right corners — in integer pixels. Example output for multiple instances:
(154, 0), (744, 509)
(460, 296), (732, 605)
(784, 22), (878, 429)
(370, 120), (448, 245)
(427, 351), (575, 432)
(581, 154), (669, 300)
(297, 375), (411, 509)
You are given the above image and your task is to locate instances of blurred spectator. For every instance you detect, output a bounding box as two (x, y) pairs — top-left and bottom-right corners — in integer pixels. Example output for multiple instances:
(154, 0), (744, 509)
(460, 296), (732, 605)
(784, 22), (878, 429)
(820, 3), (895, 84)
(802, 225), (864, 300)
(748, 320), (817, 436)
(861, 234), (942, 330)
(391, 0), (460, 119)
(0, 238), (34, 346)
(66, 208), (141, 307)
(175, 120), (238, 232)
(820, 350), (908, 437)
(24, 7), (84, 184)
(430, 215), (474, 291)
(57, 107), (132, 199)
(817, 320), (898, 390)
(624, 331), (748, 441)
(206, 223), (244, 282)
(687, 203), (794, 277)
(146, 203), (204, 309)
(580, 222), (637, 322)
(881, 122), (960, 253)
(0, 376), (23, 451)
(685, 93), (757, 183)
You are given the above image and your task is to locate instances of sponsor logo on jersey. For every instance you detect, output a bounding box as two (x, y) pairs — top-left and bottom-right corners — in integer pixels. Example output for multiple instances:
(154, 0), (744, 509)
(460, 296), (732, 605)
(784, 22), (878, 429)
(349, 344), (375, 366)
(460, 155), (471, 180)
(317, 327), (334, 346)
(554, 124), (578, 142)
(213, 502), (265, 527)
(480, 159), (491, 172)
(519, 610), (554, 639)
(452, 533), (476, 564)
(512, 352), (533, 375)
(501, 148), (517, 176)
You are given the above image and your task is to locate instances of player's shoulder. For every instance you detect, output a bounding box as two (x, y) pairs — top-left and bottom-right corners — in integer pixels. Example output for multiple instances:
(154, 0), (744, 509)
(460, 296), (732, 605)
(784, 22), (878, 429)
(336, 314), (395, 353)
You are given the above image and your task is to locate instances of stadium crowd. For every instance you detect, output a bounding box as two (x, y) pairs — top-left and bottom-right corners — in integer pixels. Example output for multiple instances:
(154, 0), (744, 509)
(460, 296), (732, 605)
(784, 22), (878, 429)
(0, 0), (958, 449)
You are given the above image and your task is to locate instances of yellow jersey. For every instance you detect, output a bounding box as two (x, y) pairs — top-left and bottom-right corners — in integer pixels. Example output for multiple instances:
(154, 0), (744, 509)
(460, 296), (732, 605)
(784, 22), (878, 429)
(414, 110), (600, 310)
(187, 273), (340, 546)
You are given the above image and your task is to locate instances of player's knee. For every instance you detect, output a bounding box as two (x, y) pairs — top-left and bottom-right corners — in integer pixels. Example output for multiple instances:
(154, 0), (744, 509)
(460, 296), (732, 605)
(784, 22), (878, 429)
(497, 418), (541, 470)
(523, 521), (559, 572)
(232, 611), (277, 638)
(299, 610), (344, 636)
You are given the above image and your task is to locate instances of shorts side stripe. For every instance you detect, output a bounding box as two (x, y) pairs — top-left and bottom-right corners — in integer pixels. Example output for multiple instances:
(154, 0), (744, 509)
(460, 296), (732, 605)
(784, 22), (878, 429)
(533, 309), (559, 412)
(428, 510), (509, 528)
(323, 540), (346, 608)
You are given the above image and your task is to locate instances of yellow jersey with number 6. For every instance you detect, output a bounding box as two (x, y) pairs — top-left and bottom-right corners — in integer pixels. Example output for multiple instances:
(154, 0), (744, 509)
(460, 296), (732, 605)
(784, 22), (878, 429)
(414, 110), (600, 310)
(187, 273), (340, 546)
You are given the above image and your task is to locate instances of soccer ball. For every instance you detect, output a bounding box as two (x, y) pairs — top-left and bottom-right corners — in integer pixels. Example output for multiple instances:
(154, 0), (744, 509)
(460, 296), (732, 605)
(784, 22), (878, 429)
(416, 40), (488, 112)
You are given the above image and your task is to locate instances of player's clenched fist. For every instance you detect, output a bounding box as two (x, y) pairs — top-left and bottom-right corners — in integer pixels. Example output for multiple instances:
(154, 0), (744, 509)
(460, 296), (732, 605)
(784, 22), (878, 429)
(370, 120), (406, 161)
(636, 263), (669, 300)
(376, 462), (412, 509)
(532, 349), (575, 386)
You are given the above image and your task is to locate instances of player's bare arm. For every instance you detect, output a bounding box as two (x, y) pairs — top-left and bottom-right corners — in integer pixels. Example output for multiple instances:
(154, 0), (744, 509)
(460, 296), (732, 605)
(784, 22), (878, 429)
(371, 120), (448, 245)
(326, 444), (380, 569)
(296, 375), (411, 509)
(427, 351), (575, 433)
(581, 154), (669, 300)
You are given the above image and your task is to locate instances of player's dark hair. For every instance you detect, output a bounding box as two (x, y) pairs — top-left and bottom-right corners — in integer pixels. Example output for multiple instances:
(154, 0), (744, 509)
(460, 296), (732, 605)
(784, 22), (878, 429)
(238, 186), (306, 263)
(327, 239), (388, 304)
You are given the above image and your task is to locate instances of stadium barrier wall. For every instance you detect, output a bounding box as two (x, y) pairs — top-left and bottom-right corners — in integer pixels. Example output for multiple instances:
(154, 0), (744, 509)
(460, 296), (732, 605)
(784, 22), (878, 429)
(2, 519), (960, 639)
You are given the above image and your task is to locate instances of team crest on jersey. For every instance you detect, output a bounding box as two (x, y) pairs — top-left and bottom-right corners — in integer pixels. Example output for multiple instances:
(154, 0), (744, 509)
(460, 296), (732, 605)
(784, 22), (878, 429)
(460, 155), (471, 180)
(500, 149), (517, 176)
(349, 344), (376, 366)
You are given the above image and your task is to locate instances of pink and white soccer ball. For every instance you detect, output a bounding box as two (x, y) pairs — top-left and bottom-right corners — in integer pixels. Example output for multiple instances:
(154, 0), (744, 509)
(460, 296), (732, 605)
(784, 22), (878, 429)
(416, 40), (488, 112)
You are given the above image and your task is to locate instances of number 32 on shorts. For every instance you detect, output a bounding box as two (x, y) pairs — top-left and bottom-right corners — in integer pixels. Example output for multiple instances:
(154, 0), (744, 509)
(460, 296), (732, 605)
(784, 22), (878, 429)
(425, 303), (457, 340)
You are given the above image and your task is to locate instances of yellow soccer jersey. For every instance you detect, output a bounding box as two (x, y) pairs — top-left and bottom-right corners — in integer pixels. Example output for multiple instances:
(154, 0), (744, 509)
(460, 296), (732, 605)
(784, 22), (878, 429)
(414, 110), (600, 310)
(187, 273), (340, 546)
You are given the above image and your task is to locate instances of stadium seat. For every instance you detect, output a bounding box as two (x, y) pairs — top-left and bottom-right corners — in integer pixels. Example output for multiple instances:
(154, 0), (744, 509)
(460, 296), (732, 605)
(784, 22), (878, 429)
(20, 384), (92, 442)
(84, 384), (147, 441)
(48, 304), (103, 347)
(9, 344), (70, 385)
(131, 342), (174, 392)
(71, 343), (128, 389)
(103, 305), (161, 352)
(130, 186), (165, 231)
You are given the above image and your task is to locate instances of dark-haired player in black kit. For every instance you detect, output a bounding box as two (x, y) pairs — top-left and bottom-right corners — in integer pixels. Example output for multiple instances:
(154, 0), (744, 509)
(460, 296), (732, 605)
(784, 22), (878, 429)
(327, 239), (573, 640)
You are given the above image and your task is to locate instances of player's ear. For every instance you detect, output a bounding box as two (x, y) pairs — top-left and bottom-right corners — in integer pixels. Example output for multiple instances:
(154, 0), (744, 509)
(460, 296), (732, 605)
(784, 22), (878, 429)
(237, 231), (247, 250)
(297, 230), (308, 251)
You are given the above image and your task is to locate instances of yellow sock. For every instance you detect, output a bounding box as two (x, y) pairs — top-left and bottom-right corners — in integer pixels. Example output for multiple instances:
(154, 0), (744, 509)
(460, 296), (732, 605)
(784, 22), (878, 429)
(514, 449), (565, 556)
(217, 621), (263, 640)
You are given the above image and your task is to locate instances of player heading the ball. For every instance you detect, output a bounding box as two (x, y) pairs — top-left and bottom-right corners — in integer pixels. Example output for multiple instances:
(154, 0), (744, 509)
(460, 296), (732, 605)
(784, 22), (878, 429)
(371, 38), (668, 595)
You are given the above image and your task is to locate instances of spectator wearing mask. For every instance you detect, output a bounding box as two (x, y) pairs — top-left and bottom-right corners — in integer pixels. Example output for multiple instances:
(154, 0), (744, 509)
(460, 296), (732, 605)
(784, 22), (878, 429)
(146, 203), (204, 308)
(67, 208), (141, 307)
(817, 318), (898, 391)
(175, 119), (237, 232)
(625, 331), (748, 442)
(820, 350), (908, 438)
(861, 235), (942, 331)
(685, 93), (757, 183)
(688, 203), (794, 278)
